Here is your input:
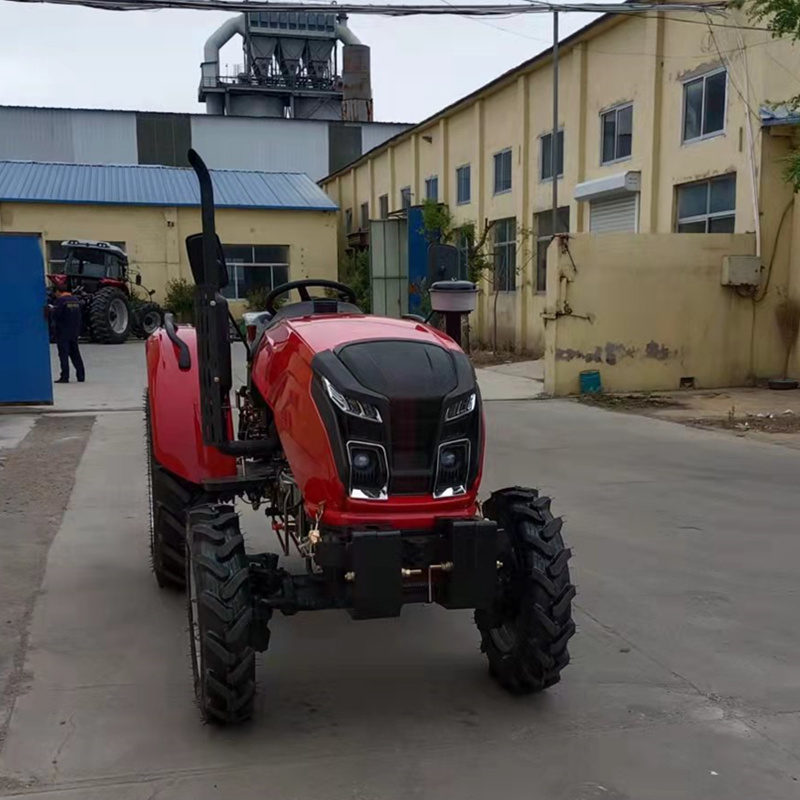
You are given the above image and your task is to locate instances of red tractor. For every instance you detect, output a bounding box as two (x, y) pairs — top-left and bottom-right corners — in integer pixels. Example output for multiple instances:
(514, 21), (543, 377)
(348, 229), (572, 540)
(145, 151), (575, 725)
(47, 240), (163, 343)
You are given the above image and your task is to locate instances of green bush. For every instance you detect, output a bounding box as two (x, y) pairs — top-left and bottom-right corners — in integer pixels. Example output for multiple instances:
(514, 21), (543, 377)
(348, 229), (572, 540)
(163, 278), (195, 324)
(339, 250), (371, 313)
(246, 285), (272, 313)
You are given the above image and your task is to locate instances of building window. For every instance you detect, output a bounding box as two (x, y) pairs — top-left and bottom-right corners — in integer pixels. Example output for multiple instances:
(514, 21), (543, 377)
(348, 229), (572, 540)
(456, 164), (471, 205)
(541, 130), (564, 181)
(493, 149), (512, 194)
(360, 202), (369, 230)
(683, 69), (727, 142)
(379, 194), (389, 220)
(456, 226), (473, 280)
(534, 207), (569, 293)
(676, 173), (736, 232)
(401, 186), (412, 211)
(493, 217), (517, 292)
(46, 240), (126, 274)
(345, 208), (353, 234)
(425, 175), (439, 201)
(601, 104), (633, 164)
(220, 245), (290, 302)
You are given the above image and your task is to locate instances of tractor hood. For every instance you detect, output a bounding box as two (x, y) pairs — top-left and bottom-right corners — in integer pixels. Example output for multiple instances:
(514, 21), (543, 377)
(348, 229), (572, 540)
(286, 314), (463, 356)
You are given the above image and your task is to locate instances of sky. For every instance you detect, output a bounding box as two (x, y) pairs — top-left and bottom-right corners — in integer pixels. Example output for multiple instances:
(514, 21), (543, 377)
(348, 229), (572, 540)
(0, 0), (602, 123)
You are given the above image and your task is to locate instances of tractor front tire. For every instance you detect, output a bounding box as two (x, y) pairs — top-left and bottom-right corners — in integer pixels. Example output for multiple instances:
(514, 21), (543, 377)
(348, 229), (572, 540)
(476, 487), (576, 694)
(146, 395), (200, 590)
(90, 287), (131, 344)
(187, 504), (257, 725)
(132, 302), (164, 339)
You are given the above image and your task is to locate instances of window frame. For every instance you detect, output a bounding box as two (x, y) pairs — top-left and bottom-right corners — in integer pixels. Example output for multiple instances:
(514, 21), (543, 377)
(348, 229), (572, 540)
(534, 207), (570, 294)
(540, 129), (565, 182)
(456, 226), (473, 280)
(493, 148), (513, 195)
(456, 163), (471, 205)
(600, 102), (633, 166)
(345, 208), (353, 234)
(220, 244), (290, 302)
(379, 194), (389, 220)
(400, 186), (412, 211)
(681, 67), (728, 144)
(493, 217), (517, 293)
(675, 173), (736, 233)
(360, 201), (369, 230)
(425, 175), (439, 201)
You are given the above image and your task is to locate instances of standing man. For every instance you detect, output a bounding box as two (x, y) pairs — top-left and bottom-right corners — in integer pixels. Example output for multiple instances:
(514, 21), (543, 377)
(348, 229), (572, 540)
(51, 283), (85, 383)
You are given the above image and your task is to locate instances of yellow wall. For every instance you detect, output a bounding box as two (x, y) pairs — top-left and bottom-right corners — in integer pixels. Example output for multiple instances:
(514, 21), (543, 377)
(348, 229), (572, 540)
(321, 9), (800, 379)
(543, 233), (758, 395)
(0, 202), (338, 314)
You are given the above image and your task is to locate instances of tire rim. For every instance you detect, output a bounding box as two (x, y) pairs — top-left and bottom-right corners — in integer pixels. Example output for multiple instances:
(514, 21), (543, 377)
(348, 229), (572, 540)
(142, 311), (161, 335)
(109, 298), (129, 334)
(489, 558), (519, 653)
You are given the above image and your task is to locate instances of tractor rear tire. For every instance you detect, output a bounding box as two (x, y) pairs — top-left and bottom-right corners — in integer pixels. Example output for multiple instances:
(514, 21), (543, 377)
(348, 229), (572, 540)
(145, 394), (200, 590)
(475, 487), (576, 694)
(132, 302), (164, 339)
(187, 504), (257, 725)
(90, 287), (131, 344)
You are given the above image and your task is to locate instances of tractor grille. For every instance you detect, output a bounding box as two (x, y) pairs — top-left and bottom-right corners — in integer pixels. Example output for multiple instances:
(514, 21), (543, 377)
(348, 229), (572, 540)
(388, 398), (441, 494)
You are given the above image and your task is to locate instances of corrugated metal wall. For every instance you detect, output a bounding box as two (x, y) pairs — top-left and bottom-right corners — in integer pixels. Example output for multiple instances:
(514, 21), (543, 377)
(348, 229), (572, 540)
(362, 123), (409, 154)
(0, 107), (137, 164)
(0, 107), (409, 180)
(191, 116), (329, 179)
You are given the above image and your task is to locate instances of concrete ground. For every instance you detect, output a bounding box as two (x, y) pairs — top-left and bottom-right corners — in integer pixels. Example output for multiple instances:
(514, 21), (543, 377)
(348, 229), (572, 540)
(580, 386), (800, 450)
(0, 344), (799, 799)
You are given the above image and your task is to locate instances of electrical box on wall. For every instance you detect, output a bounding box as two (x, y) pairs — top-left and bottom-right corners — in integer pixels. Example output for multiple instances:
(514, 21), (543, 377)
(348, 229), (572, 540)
(721, 255), (761, 287)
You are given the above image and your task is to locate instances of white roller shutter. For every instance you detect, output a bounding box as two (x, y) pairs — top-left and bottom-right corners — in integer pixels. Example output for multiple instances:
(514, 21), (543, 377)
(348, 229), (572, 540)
(589, 194), (638, 233)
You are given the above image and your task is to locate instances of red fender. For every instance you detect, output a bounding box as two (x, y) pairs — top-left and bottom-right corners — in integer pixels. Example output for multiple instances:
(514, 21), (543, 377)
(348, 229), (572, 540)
(146, 327), (236, 485)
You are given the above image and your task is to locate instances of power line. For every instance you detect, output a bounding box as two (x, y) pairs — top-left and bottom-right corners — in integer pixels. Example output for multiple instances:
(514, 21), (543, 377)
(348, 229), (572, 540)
(2, 0), (730, 15)
(703, 12), (762, 122)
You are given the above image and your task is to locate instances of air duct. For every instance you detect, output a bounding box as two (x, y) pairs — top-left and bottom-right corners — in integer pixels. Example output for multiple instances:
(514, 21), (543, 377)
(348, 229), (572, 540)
(201, 15), (246, 115)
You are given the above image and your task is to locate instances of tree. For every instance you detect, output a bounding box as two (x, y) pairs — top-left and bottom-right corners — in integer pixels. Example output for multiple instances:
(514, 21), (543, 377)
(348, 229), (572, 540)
(420, 199), (532, 351)
(741, 0), (800, 187)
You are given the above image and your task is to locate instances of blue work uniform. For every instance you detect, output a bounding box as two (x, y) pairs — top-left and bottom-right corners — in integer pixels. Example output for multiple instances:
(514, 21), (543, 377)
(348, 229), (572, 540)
(52, 294), (86, 382)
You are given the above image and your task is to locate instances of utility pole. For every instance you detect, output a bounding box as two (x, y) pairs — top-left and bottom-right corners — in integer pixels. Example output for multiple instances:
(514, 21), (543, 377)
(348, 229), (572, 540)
(552, 8), (559, 236)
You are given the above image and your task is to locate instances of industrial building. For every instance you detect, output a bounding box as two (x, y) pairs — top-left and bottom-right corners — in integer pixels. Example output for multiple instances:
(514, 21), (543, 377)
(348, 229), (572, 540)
(321, 8), (800, 392)
(0, 12), (408, 181)
(0, 160), (339, 310)
(199, 11), (373, 122)
(0, 106), (409, 182)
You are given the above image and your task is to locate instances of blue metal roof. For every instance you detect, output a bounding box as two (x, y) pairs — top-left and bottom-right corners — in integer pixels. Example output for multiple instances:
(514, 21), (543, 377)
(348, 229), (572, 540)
(0, 160), (338, 211)
(760, 104), (800, 128)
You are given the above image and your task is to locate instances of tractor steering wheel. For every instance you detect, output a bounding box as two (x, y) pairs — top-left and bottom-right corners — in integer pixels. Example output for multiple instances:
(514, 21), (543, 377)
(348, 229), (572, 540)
(264, 279), (358, 315)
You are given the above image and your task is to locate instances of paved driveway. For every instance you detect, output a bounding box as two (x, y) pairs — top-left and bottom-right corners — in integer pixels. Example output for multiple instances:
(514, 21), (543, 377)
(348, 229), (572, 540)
(0, 345), (798, 799)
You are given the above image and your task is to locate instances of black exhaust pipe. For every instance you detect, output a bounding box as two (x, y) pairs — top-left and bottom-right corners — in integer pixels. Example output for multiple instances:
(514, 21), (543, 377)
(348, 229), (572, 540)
(187, 149), (278, 458)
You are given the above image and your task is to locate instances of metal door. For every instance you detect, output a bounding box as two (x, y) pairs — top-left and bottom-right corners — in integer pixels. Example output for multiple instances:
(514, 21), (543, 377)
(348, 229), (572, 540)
(370, 218), (408, 318)
(589, 193), (639, 233)
(0, 235), (53, 404)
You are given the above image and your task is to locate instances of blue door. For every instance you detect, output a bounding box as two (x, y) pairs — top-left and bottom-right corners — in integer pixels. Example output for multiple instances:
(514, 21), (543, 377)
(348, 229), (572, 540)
(0, 235), (53, 405)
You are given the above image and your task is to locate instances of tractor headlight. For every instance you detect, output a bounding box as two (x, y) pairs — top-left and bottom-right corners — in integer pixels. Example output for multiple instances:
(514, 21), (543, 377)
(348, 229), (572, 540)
(323, 377), (382, 422)
(347, 441), (389, 500)
(445, 392), (476, 422)
(433, 439), (471, 499)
